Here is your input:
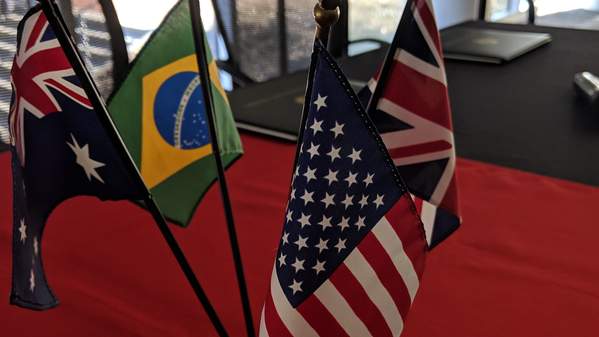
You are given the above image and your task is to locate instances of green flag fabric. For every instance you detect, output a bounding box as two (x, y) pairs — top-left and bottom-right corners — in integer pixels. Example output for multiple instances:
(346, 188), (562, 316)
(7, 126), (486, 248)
(108, 0), (243, 226)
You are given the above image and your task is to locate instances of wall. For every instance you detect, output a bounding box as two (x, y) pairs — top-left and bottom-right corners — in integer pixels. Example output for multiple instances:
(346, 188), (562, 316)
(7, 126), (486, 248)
(433, 0), (480, 28)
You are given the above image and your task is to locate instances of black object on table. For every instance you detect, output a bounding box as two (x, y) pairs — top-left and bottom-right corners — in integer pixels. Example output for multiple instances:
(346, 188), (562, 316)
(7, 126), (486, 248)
(229, 21), (599, 187)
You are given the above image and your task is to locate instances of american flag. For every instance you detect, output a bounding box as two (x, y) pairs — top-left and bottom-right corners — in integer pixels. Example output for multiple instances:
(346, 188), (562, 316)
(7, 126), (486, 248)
(260, 42), (427, 337)
(361, 0), (461, 248)
(9, 5), (143, 310)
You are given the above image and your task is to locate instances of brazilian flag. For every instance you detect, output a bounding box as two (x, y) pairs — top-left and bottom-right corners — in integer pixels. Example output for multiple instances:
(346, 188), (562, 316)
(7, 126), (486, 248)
(108, 0), (243, 226)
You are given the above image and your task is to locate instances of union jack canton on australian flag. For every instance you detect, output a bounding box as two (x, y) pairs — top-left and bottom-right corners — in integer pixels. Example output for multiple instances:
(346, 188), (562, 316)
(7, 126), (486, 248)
(9, 5), (143, 310)
(259, 42), (427, 337)
(361, 0), (462, 248)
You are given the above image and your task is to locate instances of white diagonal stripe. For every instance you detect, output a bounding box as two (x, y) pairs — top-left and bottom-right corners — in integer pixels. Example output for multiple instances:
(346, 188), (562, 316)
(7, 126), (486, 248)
(345, 248), (404, 336)
(395, 49), (446, 86)
(314, 280), (373, 337)
(372, 217), (420, 302)
(259, 306), (270, 337)
(270, 267), (319, 337)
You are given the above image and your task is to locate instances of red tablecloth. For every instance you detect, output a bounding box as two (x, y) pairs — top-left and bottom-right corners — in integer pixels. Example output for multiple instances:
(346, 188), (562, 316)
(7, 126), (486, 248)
(1, 134), (599, 337)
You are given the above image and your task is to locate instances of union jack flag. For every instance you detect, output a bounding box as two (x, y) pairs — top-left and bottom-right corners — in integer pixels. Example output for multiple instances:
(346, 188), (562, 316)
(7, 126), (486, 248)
(362, 0), (461, 248)
(9, 7), (92, 166)
(260, 42), (426, 337)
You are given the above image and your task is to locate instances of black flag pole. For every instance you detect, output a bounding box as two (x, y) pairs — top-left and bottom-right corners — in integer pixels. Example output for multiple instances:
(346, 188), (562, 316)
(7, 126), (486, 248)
(293, 0), (341, 172)
(39, 1), (229, 336)
(187, 1), (256, 337)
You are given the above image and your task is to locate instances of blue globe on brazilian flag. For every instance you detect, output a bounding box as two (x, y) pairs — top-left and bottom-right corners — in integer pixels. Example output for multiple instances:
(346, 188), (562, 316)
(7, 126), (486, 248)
(108, 0), (242, 226)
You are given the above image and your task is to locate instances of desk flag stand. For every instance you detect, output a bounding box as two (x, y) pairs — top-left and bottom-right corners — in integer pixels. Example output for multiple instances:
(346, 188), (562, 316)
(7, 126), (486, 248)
(40, 1), (229, 336)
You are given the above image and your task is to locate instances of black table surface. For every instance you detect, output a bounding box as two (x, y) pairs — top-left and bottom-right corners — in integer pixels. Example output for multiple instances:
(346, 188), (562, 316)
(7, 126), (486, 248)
(230, 21), (599, 187)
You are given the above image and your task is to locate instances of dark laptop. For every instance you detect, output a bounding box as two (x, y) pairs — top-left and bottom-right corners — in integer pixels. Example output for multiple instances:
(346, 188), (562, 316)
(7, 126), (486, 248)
(441, 28), (552, 64)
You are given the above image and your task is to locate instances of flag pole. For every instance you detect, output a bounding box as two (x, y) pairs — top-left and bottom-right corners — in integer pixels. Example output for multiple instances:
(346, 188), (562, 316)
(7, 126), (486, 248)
(39, 1), (230, 336)
(364, 0), (411, 116)
(187, 1), (256, 337)
(292, 0), (340, 172)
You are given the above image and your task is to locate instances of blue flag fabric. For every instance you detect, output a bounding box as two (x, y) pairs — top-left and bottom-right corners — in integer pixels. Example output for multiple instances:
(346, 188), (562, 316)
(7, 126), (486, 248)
(9, 6), (144, 310)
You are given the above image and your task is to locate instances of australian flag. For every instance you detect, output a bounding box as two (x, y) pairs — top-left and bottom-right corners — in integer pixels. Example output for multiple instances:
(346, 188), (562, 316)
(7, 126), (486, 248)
(259, 42), (427, 337)
(9, 6), (144, 310)
(361, 0), (461, 248)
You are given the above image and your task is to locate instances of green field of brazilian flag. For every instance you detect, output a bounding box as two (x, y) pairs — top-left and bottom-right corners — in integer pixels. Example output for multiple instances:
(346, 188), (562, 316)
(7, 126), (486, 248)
(108, 0), (243, 226)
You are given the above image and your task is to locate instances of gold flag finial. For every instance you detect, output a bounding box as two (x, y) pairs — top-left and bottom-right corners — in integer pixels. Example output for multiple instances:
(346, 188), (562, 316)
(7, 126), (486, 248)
(314, 0), (340, 46)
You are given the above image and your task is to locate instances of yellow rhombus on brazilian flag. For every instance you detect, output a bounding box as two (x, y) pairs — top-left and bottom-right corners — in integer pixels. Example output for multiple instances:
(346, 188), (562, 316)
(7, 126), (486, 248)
(108, 0), (243, 226)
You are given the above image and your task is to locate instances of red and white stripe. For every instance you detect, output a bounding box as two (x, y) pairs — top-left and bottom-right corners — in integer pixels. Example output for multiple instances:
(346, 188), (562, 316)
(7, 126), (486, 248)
(260, 196), (426, 337)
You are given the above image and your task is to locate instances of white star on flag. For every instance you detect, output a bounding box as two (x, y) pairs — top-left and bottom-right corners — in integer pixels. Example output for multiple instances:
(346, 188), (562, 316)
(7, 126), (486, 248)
(338, 216), (350, 231)
(327, 146), (341, 162)
(292, 258), (306, 273)
(364, 172), (375, 187)
(298, 213), (312, 228)
(300, 190), (314, 206)
(355, 216), (366, 230)
(314, 94), (328, 111)
(374, 194), (385, 209)
(348, 148), (362, 164)
(341, 194), (354, 209)
(315, 238), (329, 253)
(358, 195), (369, 208)
(289, 280), (303, 294)
(306, 143), (320, 159)
(294, 235), (309, 251)
(67, 134), (106, 184)
(331, 121), (345, 138)
(304, 167), (317, 182)
(321, 193), (335, 208)
(278, 253), (287, 267)
(324, 169), (338, 185)
(313, 260), (326, 275)
(319, 215), (333, 230)
(335, 238), (347, 252)
(29, 269), (35, 292)
(310, 119), (323, 135)
(344, 171), (358, 187)
(18, 219), (27, 243)
(282, 232), (290, 245)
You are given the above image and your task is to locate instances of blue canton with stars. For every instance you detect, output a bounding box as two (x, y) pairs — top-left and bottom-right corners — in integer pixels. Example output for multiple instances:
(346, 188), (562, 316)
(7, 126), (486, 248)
(276, 42), (408, 307)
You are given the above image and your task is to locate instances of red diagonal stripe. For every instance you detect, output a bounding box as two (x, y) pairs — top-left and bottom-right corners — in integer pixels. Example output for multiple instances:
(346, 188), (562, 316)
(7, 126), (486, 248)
(26, 13), (47, 50)
(45, 78), (91, 107)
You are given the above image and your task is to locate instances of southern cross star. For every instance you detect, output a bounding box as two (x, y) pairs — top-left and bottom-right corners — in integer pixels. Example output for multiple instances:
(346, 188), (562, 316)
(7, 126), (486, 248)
(67, 134), (106, 184)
